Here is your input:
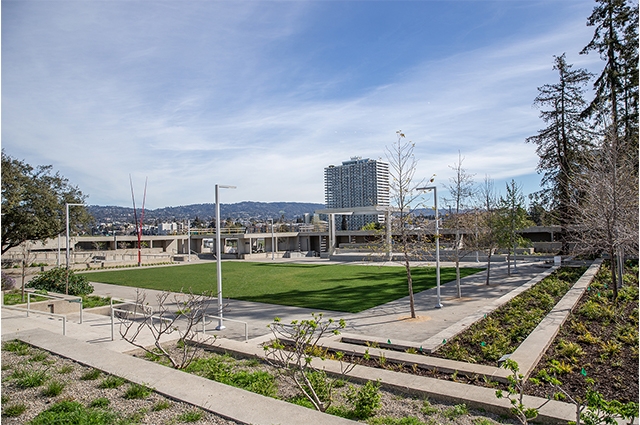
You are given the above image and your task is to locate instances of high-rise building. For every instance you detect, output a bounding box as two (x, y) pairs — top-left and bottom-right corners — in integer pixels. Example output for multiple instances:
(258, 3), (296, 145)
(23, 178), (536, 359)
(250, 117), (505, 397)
(324, 157), (390, 230)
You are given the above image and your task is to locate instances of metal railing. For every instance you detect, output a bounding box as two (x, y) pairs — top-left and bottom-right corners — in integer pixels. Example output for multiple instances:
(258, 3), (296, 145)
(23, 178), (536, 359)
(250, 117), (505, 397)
(109, 299), (248, 342)
(26, 291), (84, 324)
(2, 304), (68, 335)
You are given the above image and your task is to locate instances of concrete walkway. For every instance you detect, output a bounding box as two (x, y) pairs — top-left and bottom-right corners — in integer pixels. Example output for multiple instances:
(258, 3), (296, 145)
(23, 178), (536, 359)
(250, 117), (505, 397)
(2, 259), (594, 424)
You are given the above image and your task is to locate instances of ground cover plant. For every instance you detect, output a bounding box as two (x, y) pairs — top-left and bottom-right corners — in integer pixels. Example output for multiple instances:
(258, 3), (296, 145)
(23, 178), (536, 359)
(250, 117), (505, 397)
(525, 261), (639, 406)
(2, 290), (111, 308)
(434, 266), (586, 365)
(81, 262), (482, 313)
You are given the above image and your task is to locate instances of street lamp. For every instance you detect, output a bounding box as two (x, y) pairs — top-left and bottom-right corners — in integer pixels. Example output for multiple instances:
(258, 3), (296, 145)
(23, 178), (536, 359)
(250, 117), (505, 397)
(215, 184), (236, 330)
(270, 218), (275, 260)
(66, 203), (84, 295)
(416, 186), (443, 309)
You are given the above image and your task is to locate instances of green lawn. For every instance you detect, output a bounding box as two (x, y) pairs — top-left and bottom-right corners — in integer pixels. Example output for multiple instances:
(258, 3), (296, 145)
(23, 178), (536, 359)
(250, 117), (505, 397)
(81, 262), (483, 313)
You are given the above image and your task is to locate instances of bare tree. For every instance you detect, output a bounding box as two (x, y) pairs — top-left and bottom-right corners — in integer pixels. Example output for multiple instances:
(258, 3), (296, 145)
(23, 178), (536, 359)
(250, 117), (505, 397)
(476, 176), (500, 285)
(443, 152), (476, 297)
(118, 289), (216, 369)
(385, 131), (432, 318)
(569, 129), (639, 299)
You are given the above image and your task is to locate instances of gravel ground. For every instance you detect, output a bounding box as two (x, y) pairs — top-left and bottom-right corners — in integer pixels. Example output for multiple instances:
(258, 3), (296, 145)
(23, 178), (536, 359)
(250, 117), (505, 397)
(1, 341), (517, 425)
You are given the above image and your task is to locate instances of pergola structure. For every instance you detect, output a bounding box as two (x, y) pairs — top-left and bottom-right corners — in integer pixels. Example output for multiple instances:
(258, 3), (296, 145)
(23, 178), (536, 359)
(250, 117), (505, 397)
(314, 206), (399, 258)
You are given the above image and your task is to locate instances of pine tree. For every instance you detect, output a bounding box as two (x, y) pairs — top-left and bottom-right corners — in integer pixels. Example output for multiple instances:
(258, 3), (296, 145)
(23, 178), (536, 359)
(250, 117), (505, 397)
(526, 54), (592, 253)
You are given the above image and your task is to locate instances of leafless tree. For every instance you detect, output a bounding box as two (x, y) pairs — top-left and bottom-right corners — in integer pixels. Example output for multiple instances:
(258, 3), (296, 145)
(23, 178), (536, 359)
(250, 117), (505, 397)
(569, 130), (639, 299)
(118, 289), (216, 369)
(385, 131), (433, 318)
(476, 176), (500, 285)
(443, 152), (476, 297)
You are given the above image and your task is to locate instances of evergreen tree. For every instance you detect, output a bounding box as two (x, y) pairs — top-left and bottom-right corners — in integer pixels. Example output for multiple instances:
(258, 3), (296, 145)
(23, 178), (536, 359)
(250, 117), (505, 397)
(526, 54), (592, 253)
(581, 0), (639, 159)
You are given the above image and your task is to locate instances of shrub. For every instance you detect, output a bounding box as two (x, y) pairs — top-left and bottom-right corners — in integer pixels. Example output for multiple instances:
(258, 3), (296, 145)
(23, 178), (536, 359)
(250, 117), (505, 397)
(346, 380), (382, 419)
(444, 403), (469, 419)
(1, 272), (16, 290)
(28, 267), (93, 296)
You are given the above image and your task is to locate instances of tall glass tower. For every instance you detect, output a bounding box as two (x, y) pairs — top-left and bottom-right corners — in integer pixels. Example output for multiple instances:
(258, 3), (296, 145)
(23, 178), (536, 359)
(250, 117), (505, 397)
(324, 157), (390, 230)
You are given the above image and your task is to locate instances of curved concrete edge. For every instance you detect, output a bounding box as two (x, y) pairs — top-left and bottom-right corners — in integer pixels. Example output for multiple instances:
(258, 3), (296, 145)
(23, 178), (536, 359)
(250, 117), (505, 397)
(2, 328), (358, 425)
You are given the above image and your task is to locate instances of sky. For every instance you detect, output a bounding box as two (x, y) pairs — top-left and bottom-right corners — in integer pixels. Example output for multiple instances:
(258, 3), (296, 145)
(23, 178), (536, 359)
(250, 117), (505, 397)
(2, 0), (604, 210)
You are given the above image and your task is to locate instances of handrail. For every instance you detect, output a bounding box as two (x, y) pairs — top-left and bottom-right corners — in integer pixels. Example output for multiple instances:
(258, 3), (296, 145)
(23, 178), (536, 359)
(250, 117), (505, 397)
(2, 304), (67, 335)
(201, 314), (249, 342)
(26, 291), (84, 324)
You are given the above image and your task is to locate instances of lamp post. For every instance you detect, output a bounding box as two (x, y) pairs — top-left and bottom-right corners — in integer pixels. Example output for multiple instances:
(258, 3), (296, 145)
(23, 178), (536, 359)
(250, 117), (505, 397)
(270, 219), (275, 260)
(416, 186), (442, 309)
(215, 184), (236, 330)
(66, 203), (84, 295)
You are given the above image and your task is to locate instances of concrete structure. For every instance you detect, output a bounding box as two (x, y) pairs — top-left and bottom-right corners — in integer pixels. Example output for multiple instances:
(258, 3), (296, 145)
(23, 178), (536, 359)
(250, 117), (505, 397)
(324, 157), (390, 230)
(1, 225), (564, 270)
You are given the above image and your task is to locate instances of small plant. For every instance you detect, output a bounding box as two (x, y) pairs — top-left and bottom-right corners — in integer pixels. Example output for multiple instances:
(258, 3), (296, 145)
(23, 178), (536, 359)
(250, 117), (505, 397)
(11, 367), (50, 388)
(29, 400), (120, 425)
(80, 368), (101, 381)
(57, 365), (74, 374)
(421, 399), (439, 415)
(346, 380), (382, 419)
(99, 375), (126, 389)
(42, 380), (66, 397)
(496, 359), (545, 424)
(405, 347), (418, 354)
(176, 409), (204, 423)
(89, 397), (110, 408)
(556, 339), (584, 363)
(444, 403), (469, 419)
(599, 340), (622, 359)
(547, 359), (573, 375)
(30, 351), (49, 362)
(3, 340), (30, 355)
(151, 400), (171, 411)
(123, 383), (152, 399)
(2, 403), (27, 417)
(473, 419), (495, 425)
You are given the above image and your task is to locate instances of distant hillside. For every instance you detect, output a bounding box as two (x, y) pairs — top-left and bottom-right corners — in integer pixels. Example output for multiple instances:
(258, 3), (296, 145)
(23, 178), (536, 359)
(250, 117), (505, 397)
(88, 202), (325, 224)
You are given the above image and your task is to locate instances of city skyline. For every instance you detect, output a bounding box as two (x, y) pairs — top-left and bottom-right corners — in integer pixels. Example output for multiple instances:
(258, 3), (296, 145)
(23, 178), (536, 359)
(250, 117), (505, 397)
(2, 1), (603, 209)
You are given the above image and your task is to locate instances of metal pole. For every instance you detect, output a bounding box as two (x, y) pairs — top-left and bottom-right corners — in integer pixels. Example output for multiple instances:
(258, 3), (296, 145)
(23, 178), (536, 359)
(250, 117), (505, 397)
(416, 186), (442, 308)
(215, 184), (236, 330)
(270, 219), (275, 260)
(188, 219), (191, 262)
(215, 185), (224, 330)
(434, 187), (442, 308)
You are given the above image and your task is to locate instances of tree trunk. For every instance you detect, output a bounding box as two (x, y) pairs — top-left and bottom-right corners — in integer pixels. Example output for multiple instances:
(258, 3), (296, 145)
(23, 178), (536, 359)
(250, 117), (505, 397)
(485, 249), (492, 285)
(405, 255), (415, 318)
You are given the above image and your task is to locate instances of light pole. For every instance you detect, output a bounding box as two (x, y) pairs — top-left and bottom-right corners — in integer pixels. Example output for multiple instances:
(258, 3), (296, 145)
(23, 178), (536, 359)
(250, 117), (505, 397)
(66, 203), (84, 295)
(270, 219), (275, 260)
(215, 184), (236, 330)
(416, 186), (442, 309)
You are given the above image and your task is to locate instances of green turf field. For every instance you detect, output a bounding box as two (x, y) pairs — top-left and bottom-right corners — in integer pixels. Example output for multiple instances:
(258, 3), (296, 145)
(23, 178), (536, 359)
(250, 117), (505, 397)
(81, 262), (483, 313)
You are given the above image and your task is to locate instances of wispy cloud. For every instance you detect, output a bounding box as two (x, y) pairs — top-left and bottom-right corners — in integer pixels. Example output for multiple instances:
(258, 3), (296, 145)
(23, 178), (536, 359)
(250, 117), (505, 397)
(2, 0), (602, 208)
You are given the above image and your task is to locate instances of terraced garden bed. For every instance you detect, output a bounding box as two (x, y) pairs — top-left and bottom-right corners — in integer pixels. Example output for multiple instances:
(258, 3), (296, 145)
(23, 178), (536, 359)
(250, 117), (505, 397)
(433, 266), (587, 366)
(524, 261), (639, 404)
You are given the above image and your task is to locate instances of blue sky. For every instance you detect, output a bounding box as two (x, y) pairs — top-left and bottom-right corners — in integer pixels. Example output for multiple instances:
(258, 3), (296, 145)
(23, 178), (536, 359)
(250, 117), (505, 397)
(2, 0), (603, 209)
